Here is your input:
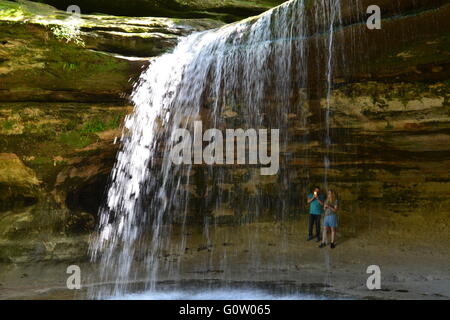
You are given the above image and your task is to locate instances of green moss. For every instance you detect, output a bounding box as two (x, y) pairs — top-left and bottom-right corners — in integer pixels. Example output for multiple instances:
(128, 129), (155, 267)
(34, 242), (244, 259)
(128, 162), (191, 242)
(62, 62), (77, 71)
(1, 119), (16, 130)
(80, 115), (122, 134)
(80, 118), (107, 134)
(43, 40), (129, 80)
(0, 22), (132, 98)
(0, 1), (26, 20)
(59, 131), (97, 149)
(108, 114), (122, 129)
(57, 112), (123, 149)
(31, 157), (53, 165)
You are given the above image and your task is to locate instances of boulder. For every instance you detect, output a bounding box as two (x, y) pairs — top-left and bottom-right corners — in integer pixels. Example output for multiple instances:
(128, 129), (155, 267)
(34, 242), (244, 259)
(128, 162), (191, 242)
(0, 153), (40, 211)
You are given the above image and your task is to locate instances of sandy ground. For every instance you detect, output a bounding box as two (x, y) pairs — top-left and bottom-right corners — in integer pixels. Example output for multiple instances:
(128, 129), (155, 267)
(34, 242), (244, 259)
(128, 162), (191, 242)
(0, 212), (449, 300)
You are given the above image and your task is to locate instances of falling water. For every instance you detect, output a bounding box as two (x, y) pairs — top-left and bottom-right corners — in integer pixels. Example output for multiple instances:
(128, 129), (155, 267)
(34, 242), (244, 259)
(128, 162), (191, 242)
(89, 0), (347, 299)
(323, 0), (338, 189)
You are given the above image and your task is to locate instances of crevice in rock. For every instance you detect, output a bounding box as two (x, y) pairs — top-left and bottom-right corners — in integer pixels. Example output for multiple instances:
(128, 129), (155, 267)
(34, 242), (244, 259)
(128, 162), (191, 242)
(65, 174), (109, 219)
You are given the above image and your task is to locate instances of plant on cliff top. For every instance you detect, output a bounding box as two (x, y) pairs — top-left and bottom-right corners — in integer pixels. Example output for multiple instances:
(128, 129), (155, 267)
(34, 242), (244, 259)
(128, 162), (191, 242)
(50, 21), (85, 47)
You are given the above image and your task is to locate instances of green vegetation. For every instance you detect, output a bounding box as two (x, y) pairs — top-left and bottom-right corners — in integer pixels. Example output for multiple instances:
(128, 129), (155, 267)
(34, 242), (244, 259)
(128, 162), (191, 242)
(59, 115), (123, 148)
(30, 156), (53, 165)
(50, 23), (85, 47)
(0, 103), (126, 160)
(80, 115), (122, 134)
(62, 62), (77, 71)
(0, 0), (25, 20)
(1, 119), (16, 130)
(59, 131), (97, 149)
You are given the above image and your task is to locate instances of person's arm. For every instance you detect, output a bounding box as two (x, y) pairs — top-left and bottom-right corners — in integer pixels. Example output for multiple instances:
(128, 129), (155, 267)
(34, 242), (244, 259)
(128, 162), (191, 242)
(316, 195), (324, 206)
(307, 195), (314, 204)
(329, 202), (338, 212)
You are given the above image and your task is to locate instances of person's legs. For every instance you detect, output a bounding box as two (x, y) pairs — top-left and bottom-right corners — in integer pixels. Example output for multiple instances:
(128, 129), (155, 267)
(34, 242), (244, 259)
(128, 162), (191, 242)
(331, 228), (336, 244)
(307, 214), (314, 240)
(315, 215), (321, 241)
(322, 227), (328, 244)
(319, 226), (328, 248)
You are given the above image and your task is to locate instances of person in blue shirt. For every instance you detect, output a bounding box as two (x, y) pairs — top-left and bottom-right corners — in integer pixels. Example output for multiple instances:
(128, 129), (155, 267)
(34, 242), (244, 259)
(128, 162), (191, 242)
(307, 186), (325, 241)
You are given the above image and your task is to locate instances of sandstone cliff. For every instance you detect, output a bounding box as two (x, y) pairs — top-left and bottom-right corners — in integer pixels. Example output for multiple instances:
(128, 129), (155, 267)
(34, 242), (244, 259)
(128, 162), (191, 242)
(0, 0), (448, 272)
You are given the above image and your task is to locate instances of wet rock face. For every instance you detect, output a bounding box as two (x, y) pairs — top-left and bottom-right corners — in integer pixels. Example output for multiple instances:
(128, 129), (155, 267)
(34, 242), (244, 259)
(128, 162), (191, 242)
(160, 0), (450, 222)
(0, 0), (448, 264)
(174, 81), (450, 224)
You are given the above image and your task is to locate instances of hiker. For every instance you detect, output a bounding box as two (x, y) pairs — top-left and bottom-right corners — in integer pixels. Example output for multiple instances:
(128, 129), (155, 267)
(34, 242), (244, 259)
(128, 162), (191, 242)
(319, 189), (339, 249)
(307, 186), (325, 242)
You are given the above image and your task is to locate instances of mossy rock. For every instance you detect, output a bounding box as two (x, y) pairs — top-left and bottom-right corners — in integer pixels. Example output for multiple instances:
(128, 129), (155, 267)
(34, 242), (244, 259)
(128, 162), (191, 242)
(0, 0), (224, 102)
(0, 153), (40, 211)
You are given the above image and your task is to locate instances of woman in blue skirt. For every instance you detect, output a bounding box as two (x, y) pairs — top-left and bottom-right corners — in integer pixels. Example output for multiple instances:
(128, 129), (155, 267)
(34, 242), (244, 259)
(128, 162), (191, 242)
(319, 190), (339, 249)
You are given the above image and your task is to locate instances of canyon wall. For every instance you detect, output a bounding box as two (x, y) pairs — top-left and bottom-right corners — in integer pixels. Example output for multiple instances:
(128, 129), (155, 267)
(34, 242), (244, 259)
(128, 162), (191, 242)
(0, 0), (448, 264)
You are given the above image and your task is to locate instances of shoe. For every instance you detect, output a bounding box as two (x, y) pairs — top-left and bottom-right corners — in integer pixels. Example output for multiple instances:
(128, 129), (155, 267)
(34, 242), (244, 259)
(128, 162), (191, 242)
(319, 243), (326, 248)
(307, 236), (313, 241)
(330, 243), (336, 249)
(316, 238), (321, 242)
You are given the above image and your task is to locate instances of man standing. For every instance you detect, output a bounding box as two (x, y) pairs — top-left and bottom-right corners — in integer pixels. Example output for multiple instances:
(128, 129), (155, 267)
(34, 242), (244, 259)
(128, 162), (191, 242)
(307, 186), (325, 241)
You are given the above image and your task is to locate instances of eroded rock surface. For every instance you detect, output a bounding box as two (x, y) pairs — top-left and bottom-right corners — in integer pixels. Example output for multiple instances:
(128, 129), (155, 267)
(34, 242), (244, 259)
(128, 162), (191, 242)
(0, 0), (448, 269)
(0, 0), (223, 102)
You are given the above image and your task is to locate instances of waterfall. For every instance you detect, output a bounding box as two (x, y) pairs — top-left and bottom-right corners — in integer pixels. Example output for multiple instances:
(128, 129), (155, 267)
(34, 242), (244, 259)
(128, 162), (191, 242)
(89, 0), (349, 298)
(323, 0), (342, 189)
